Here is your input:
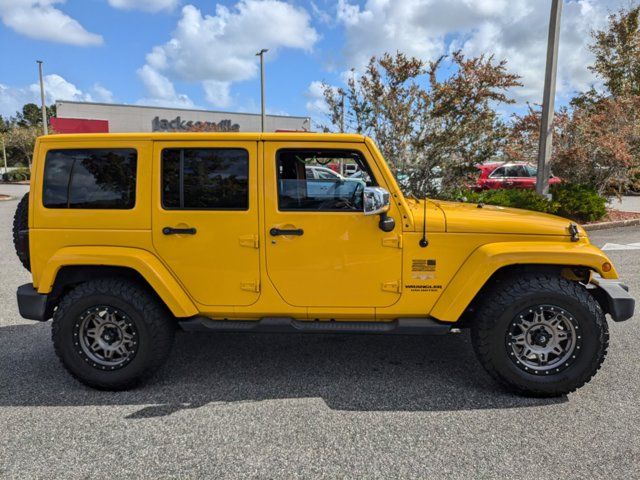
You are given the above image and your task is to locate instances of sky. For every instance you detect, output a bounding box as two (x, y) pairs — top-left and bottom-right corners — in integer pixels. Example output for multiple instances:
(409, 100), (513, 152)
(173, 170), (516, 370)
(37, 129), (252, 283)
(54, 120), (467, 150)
(0, 0), (632, 127)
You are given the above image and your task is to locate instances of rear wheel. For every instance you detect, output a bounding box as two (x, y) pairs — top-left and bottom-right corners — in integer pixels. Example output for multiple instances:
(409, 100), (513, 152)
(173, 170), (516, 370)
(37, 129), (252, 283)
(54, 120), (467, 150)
(52, 278), (175, 390)
(471, 273), (608, 396)
(12, 192), (30, 272)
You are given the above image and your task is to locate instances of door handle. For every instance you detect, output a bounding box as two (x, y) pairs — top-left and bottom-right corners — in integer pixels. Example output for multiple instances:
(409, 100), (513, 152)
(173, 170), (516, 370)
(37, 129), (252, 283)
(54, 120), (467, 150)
(270, 227), (304, 236)
(163, 226), (197, 235)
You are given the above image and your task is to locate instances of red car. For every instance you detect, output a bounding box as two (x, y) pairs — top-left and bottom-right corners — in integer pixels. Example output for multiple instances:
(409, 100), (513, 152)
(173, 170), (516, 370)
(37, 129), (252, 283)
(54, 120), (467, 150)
(475, 162), (561, 190)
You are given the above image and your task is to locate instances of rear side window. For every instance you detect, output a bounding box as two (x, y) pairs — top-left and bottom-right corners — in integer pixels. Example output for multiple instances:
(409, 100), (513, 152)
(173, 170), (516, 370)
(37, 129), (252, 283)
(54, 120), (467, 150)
(161, 148), (249, 210)
(43, 149), (137, 209)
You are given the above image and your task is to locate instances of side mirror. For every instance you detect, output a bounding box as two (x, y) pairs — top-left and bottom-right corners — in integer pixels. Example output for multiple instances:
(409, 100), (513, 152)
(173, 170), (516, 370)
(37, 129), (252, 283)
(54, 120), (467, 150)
(363, 187), (391, 216)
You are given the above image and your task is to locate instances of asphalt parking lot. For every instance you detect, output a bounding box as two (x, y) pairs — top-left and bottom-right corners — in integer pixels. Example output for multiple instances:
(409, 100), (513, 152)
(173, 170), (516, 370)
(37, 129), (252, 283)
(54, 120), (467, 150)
(1, 185), (639, 479)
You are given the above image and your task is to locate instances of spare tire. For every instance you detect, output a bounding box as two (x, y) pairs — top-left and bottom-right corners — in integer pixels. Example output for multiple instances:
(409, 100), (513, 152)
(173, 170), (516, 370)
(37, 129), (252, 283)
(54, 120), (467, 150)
(13, 192), (30, 272)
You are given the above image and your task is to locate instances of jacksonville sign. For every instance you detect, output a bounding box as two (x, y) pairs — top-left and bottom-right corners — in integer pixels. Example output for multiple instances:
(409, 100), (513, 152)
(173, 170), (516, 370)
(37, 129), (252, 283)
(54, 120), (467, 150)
(152, 116), (240, 132)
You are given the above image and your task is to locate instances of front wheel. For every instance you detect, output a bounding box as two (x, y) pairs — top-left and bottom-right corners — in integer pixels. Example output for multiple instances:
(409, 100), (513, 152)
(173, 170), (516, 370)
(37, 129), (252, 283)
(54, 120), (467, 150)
(471, 273), (609, 397)
(52, 278), (175, 390)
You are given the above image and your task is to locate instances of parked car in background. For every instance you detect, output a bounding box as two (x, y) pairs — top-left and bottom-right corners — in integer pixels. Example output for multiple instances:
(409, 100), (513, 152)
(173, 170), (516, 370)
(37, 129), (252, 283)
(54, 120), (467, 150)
(280, 164), (366, 204)
(475, 162), (561, 190)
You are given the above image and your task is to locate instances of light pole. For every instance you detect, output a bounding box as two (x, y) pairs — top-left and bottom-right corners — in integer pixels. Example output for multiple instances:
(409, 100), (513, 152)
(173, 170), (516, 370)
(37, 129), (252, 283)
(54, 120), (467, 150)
(37, 60), (48, 135)
(255, 49), (268, 132)
(536, 0), (563, 196)
(340, 91), (345, 134)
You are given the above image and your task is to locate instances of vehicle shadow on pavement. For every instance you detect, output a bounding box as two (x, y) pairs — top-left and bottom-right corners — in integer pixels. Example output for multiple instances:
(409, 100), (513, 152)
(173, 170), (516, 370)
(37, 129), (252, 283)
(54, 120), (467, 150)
(0, 323), (567, 416)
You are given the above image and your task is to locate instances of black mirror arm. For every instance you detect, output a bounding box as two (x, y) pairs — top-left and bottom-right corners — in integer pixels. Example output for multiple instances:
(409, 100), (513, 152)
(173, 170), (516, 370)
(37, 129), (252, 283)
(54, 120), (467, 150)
(379, 212), (395, 232)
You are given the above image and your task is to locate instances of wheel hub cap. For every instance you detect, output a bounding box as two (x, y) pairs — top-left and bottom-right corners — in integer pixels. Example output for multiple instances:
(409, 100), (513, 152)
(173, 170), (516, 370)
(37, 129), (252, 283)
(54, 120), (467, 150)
(74, 306), (139, 370)
(505, 305), (581, 374)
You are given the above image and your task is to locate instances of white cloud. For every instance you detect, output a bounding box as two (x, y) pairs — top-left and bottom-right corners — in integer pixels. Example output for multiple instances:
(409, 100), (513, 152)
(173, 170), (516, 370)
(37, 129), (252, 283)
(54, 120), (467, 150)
(0, 0), (103, 46)
(203, 80), (232, 108)
(305, 80), (329, 116)
(137, 65), (195, 108)
(139, 1), (319, 107)
(107, 0), (179, 13)
(0, 74), (100, 117)
(310, 1), (332, 25)
(138, 65), (176, 100)
(0, 84), (30, 118)
(334, 0), (627, 106)
(92, 83), (114, 103)
(30, 74), (93, 104)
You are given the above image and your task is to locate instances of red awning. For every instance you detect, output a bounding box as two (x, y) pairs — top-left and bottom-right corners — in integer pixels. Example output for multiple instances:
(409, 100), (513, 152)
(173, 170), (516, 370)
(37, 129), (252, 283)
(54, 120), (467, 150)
(50, 117), (109, 134)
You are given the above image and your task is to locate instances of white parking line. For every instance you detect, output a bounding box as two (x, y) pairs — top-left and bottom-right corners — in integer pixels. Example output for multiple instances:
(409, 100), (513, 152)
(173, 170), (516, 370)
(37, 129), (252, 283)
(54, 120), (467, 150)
(602, 242), (640, 251)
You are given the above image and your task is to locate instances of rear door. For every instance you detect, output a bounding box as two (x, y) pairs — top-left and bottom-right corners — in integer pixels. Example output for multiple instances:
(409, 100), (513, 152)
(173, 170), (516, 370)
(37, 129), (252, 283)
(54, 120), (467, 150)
(152, 141), (260, 306)
(510, 165), (532, 189)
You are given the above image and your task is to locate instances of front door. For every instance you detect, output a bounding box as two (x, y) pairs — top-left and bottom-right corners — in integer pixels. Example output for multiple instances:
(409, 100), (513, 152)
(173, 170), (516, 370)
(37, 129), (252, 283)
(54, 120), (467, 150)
(152, 141), (260, 306)
(263, 142), (402, 308)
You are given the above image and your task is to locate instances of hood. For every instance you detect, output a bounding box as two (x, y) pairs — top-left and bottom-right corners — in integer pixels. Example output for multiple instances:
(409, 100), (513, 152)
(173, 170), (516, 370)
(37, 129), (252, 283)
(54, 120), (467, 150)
(434, 200), (582, 237)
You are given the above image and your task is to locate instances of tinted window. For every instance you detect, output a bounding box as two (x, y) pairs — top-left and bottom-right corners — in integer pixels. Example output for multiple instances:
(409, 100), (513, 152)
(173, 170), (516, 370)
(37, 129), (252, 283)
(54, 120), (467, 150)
(513, 166), (528, 177)
(490, 167), (505, 178)
(43, 149), (137, 209)
(162, 148), (249, 210)
(503, 165), (528, 177)
(277, 149), (375, 211)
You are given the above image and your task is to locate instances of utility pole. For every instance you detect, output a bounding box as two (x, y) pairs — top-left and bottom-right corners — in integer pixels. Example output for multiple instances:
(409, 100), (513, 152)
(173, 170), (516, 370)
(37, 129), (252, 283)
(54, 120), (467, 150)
(536, 0), (562, 196)
(37, 60), (49, 135)
(255, 49), (268, 132)
(340, 91), (345, 133)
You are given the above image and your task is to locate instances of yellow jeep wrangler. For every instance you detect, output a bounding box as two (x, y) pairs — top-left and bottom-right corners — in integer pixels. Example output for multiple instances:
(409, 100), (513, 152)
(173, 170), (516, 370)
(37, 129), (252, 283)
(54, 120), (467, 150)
(14, 132), (635, 395)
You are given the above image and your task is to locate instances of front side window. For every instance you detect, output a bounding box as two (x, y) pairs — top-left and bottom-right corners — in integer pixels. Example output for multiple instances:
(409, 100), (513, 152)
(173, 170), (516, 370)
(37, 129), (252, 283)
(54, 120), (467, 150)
(277, 149), (376, 211)
(43, 149), (137, 209)
(162, 148), (249, 210)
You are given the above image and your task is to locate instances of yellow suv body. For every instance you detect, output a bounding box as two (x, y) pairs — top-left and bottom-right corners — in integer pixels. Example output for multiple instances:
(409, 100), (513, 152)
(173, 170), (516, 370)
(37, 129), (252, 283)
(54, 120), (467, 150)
(14, 132), (634, 395)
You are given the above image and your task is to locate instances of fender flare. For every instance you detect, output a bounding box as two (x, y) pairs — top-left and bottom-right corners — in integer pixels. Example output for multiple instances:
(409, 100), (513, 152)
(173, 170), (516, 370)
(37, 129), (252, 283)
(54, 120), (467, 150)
(430, 241), (617, 323)
(37, 246), (198, 317)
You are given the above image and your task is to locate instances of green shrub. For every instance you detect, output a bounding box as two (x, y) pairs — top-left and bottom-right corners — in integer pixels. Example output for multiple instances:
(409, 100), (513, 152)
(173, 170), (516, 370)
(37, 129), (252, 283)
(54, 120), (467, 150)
(445, 183), (607, 223)
(1, 167), (30, 182)
(550, 183), (607, 223)
(448, 188), (558, 214)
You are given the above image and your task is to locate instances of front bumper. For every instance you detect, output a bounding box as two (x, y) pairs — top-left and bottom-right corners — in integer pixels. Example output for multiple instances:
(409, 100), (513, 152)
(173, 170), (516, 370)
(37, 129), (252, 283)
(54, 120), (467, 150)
(17, 283), (50, 321)
(590, 275), (635, 322)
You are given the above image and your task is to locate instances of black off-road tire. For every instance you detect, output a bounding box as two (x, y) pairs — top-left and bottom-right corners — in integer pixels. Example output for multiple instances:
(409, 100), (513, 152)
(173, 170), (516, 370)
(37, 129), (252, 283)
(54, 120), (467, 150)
(471, 273), (608, 397)
(12, 192), (30, 272)
(52, 278), (175, 390)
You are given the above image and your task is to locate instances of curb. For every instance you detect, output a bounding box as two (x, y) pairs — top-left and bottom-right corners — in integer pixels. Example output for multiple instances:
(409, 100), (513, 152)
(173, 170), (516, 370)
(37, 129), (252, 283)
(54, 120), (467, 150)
(583, 218), (640, 231)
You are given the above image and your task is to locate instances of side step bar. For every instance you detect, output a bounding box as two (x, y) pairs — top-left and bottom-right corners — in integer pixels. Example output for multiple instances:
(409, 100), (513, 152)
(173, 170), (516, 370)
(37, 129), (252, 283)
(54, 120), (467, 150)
(179, 317), (452, 335)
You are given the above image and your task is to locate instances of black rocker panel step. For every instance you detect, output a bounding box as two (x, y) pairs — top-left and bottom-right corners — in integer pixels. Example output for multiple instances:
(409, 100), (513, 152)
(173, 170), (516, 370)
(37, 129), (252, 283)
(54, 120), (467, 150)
(179, 317), (452, 335)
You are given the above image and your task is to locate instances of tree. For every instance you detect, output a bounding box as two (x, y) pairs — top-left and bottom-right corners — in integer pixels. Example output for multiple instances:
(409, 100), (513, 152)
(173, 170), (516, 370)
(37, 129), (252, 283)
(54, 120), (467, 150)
(552, 96), (640, 195)
(323, 53), (429, 182)
(0, 115), (10, 134)
(321, 51), (521, 195)
(553, 3), (640, 194)
(15, 103), (57, 130)
(590, 5), (640, 97)
(4, 126), (40, 169)
(505, 99), (637, 196)
(504, 105), (569, 164)
(423, 52), (521, 192)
